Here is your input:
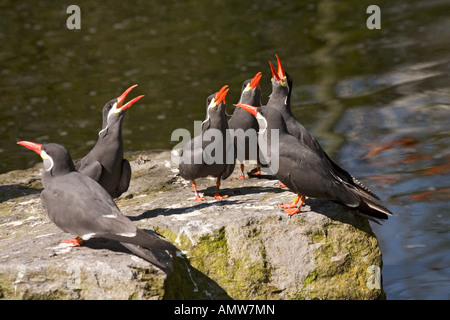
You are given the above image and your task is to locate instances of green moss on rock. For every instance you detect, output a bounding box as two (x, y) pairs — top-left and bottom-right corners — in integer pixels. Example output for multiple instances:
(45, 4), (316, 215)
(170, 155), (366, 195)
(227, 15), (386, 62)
(157, 226), (280, 300)
(299, 219), (385, 300)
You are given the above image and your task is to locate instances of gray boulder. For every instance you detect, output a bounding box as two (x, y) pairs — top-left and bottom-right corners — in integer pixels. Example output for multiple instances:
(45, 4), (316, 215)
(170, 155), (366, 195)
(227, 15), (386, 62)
(0, 150), (385, 299)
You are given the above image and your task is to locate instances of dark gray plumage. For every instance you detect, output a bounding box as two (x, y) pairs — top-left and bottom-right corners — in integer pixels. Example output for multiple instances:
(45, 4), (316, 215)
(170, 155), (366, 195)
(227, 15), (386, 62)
(76, 85), (143, 198)
(228, 72), (263, 178)
(267, 55), (380, 200)
(179, 85), (234, 200)
(235, 105), (393, 224)
(17, 141), (176, 272)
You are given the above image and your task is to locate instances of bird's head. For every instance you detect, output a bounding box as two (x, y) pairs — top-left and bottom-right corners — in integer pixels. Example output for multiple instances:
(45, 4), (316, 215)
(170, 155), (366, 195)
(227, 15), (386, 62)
(207, 84), (229, 111)
(269, 54), (292, 91)
(202, 85), (229, 128)
(234, 103), (267, 132)
(269, 54), (287, 86)
(99, 84), (144, 136)
(17, 141), (76, 176)
(239, 72), (262, 105)
(235, 103), (287, 134)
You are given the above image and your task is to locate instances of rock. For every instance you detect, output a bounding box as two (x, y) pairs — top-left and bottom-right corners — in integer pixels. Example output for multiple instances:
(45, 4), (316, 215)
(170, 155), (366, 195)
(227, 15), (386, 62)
(0, 150), (385, 299)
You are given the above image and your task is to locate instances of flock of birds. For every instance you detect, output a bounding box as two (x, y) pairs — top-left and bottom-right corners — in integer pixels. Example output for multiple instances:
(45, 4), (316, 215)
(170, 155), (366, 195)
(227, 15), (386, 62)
(17, 55), (393, 271)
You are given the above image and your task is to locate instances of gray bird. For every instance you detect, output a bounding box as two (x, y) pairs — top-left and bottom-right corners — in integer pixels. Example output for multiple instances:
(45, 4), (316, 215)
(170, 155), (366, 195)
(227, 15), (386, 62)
(76, 85), (144, 198)
(18, 141), (176, 272)
(228, 72), (264, 179)
(235, 104), (393, 224)
(179, 85), (235, 200)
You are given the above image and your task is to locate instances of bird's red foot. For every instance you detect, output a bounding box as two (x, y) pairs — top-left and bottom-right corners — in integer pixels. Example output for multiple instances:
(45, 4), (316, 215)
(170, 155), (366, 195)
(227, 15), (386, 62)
(253, 170), (267, 175)
(194, 195), (206, 201)
(279, 182), (286, 188)
(214, 193), (228, 200)
(284, 208), (301, 216)
(238, 175), (247, 179)
(61, 237), (84, 246)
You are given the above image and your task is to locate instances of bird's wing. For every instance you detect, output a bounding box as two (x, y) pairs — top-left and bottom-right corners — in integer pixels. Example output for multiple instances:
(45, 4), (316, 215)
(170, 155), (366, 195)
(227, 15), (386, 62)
(178, 135), (205, 180)
(40, 172), (136, 239)
(114, 159), (131, 197)
(325, 153), (381, 200)
(289, 119), (382, 200)
(77, 160), (103, 182)
(221, 163), (236, 180)
(221, 132), (236, 180)
(276, 139), (361, 207)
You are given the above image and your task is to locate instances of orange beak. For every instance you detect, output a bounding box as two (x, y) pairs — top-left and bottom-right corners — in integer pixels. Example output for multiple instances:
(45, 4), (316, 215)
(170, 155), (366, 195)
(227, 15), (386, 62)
(215, 85), (229, 105)
(249, 72), (262, 89)
(275, 54), (285, 80)
(17, 141), (42, 155)
(235, 103), (258, 117)
(269, 61), (280, 81)
(116, 84), (144, 111)
(269, 54), (286, 82)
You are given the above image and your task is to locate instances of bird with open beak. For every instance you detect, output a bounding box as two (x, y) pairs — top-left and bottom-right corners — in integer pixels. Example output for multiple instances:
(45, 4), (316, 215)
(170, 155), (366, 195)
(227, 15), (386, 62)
(76, 85), (144, 198)
(235, 103), (393, 224)
(228, 72), (264, 179)
(179, 85), (235, 201)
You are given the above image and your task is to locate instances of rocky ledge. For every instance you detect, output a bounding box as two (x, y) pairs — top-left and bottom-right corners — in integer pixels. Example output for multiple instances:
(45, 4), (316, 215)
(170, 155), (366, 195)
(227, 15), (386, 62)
(0, 150), (385, 299)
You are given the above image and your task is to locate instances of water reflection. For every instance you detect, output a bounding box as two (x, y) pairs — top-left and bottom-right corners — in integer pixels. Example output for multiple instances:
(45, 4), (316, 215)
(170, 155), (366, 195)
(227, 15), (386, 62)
(335, 57), (450, 299)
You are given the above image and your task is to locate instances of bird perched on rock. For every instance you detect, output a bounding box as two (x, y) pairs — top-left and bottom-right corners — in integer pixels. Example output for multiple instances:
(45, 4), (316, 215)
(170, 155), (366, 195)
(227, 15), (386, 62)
(235, 104), (393, 224)
(178, 85), (234, 201)
(18, 140), (176, 272)
(76, 85), (144, 198)
(267, 55), (383, 203)
(228, 72), (263, 179)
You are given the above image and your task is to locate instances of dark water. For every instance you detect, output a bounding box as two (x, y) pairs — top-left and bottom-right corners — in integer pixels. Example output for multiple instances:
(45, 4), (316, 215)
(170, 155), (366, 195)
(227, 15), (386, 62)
(1, 0), (449, 299)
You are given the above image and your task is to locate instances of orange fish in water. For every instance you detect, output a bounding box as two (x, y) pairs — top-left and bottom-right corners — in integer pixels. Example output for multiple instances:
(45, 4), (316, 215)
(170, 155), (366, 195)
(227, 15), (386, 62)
(422, 163), (450, 175)
(399, 154), (432, 164)
(363, 138), (417, 159)
(367, 176), (397, 182)
(409, 188), (450, 201)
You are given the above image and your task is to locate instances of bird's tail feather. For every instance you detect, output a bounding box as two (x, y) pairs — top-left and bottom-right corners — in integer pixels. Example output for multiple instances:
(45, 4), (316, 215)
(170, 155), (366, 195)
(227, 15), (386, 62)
(353, 188), (393, 224)
(120, 242), (173, 273)
(112, 228), (177, 252)
(109, 229), (177, 272)
(327, 155), (381, 200)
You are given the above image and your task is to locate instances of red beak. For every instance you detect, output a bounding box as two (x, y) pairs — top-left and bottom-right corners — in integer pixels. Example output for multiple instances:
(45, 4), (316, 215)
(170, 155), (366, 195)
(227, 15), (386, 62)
(116, 84), (144, 111)
(269, 61), (280, 81)
(17, 141), (42, 155)
(269, 54), (286, 82)
(215, 85), (229, 105)
(249, 72), (262, 89)
(121, 95), (144, 111)
(235, 103), (258, 117)
(275, 54), (286, 80)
